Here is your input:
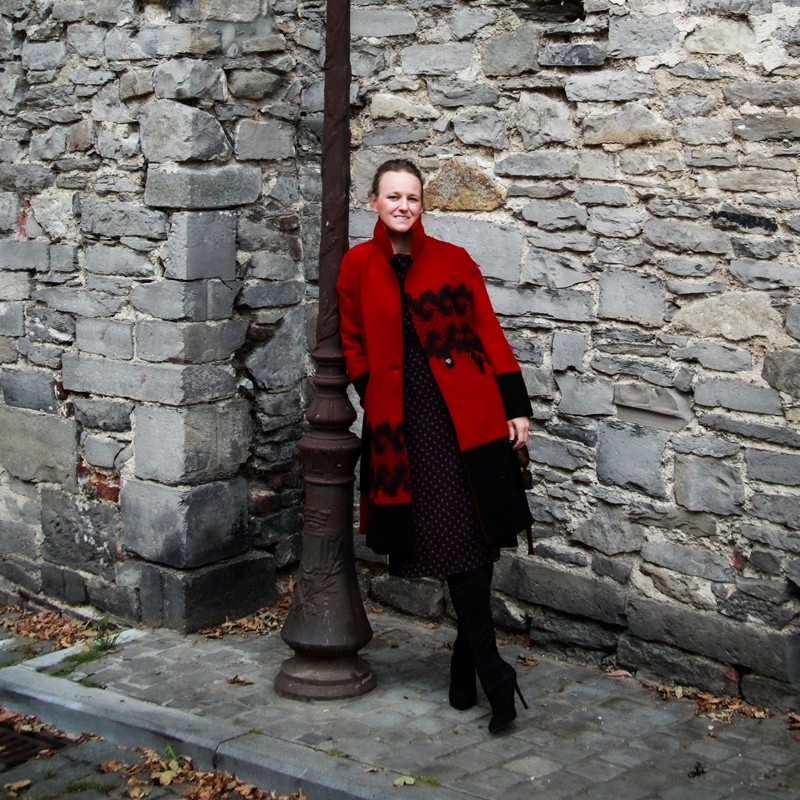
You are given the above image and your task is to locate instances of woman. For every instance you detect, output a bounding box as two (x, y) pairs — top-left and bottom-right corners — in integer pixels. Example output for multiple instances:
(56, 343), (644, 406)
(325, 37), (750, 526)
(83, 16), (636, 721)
(337, 159), (533, 733)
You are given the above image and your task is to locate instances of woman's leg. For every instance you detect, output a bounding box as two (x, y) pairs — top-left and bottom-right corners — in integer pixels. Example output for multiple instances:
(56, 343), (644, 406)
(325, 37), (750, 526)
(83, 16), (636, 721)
(446, 564), (526, 733)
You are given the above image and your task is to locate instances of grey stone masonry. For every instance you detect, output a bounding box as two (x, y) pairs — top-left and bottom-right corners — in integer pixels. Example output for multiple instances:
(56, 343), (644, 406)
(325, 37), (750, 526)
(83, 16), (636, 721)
(121, 477), (248, 569)
(134, 400), (251, 485)
(0, 0), (799, 703)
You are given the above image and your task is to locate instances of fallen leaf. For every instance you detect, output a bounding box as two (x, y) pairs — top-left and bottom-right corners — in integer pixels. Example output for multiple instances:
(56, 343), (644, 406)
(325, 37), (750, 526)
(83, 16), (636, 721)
(605, 669), (631, 678)
(227, 675), (254, 686)
(517, 654), (538, 668)
(393, 775), (416, 787)
(688, 761), (706, 778)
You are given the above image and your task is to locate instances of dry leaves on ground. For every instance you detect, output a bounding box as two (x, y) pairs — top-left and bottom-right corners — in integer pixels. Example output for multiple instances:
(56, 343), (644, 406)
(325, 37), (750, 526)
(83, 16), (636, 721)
(643, 682), (774, 724)
(100, 747), (308, 800)
(0, 707), (73, 740)
(199, 577), (294, 639)
(0, 605), (104, 650)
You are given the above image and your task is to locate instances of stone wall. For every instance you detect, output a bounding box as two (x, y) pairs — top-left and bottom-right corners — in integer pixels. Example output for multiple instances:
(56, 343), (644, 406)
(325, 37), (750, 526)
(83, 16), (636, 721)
(346, 0), (800, 707)
(0, 0), (324, 631)
(1, 0), (799, 705)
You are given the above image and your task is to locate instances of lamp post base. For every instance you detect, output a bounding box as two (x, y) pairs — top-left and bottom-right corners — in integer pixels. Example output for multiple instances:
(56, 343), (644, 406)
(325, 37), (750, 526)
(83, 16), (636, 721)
(275, 653), (377, 700)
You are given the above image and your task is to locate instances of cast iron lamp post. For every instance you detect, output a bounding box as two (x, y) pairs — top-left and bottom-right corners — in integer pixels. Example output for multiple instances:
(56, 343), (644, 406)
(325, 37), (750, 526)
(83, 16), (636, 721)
(274, 0), (376, 700)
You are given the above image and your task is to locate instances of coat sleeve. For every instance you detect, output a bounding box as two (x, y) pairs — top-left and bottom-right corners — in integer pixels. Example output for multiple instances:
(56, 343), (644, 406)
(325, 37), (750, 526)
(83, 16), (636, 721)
(337, 251), (370, 401)
(467, 258), (533, 420)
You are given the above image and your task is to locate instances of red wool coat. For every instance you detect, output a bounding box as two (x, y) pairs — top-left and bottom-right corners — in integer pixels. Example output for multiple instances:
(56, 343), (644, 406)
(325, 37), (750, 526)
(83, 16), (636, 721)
(337, 219), (533, 555)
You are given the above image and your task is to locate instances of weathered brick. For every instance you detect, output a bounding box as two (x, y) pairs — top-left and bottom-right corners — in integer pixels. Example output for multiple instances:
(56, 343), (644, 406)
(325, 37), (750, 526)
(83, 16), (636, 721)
(144, 164), (261, 209)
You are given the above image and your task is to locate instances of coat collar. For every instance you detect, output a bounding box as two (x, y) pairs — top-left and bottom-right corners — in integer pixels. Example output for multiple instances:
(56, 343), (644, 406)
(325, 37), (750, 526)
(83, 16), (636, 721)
(372, 217), (428, 260)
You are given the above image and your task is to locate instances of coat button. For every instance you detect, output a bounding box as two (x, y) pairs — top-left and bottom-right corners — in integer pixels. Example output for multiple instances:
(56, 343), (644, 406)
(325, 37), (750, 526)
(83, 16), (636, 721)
(444, 357), (454, 368)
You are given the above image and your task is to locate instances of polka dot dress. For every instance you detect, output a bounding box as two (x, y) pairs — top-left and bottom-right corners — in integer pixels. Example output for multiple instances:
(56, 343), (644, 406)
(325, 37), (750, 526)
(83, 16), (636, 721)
(388, 253), (499, 580)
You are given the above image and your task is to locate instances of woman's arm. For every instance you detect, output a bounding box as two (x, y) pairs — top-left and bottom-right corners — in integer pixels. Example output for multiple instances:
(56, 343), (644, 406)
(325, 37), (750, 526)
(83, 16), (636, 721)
(337, 255), (370, 400)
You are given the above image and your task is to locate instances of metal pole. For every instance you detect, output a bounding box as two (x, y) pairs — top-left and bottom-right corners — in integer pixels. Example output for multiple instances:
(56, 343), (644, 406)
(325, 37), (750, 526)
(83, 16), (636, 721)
(275, 0), (376, 700)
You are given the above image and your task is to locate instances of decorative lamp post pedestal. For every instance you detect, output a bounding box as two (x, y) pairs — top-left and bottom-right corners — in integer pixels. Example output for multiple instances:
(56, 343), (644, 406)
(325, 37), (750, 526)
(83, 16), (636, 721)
(275, 352), (375, 700)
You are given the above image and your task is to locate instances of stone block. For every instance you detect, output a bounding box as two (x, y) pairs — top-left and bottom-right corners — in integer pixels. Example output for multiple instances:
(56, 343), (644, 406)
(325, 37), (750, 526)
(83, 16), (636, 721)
(41, 487), (119, 578)
(746, 448), (800, 487)
(529, 432), (591, 471)
(352, 9), (417, 36)
(139, 99), (231, 163)
(0, 240), (50, 271)
(521, 200), (587, 231)
(83, 434), (124, 469)
(694, 378), (782, 415)
(552, 331), (587, 371)
(627, 595), (800, 683)
(0, 406), (77, 488)
(32, 287), (124, 319)
(540, 43), (606, 67)
(730, 258), (800, 290)
(482, 27), (540, 76)
(573, 504), (646, 556)
(423, 215), (523, 282)
(565, 71), (655, 102)
(0, 477), (40, 561)
(244, 307), (307, 391)
(555, 374), (614, 416)
(488, 283), (597, 322)
(121, 477), (248, 568)
(671, 291), (782, 342)
(145, 164), (261, 209)
(227, 70), (280, 99)
(763, 349), (800, 398)
(0, 272), (32, 302)
(515, 93), (575, 149)
(0, 367), (57, 413)
(528, 606), (618, 652)
(137, 552), (276, 633)
(135, 319), (247, 363)
(584, 104), (671, 146)
(750, 493), (800, 530)
(450, 9), (496, 40)
(672, 341), (750, 372)
(591, 554), (633, 584)
(427, 79), (498, 107)
(131, 279), (240, 321)
(597, 420), (669, 498)
(234, 119), (295, 161)
(105, 25), (221, 61)
(617, 634), (736, 696)
(135, 399), (251, 485)
(587, 207), (645, 239)
(42, 564), (89, 606)
(599, 269), (666, 327)
(685, 17), (759, 55)
(239, 281), (305, 309)
(21, 40), (67, 70)
(73, 397), (134, 432)
(371, 575), (445, 620)
(494, 554), (627, 626)
(370, 94), (438, 121)
(85, 245), (153, 278)
(724, 82), (800, 108)
(80, 198), (168, 239)
(641, 539), (732, 582)
(741, 674), (800, 712)
(401, 43), (473, 75)
(0, 302), (23, 336)
(614, 384), (693, 431)
(163, 211), (237, 281)
(62, 353), (236, 405)
(153, 58), (226, 100)
(608, 14), (679, 57)
(496, 152), (577, 179)
(425, 161), (505, 212)
(76, 319), (134, 359)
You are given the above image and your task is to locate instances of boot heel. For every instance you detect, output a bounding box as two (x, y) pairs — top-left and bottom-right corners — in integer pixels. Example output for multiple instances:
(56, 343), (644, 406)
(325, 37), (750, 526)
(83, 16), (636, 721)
(514, 682), (528, 710)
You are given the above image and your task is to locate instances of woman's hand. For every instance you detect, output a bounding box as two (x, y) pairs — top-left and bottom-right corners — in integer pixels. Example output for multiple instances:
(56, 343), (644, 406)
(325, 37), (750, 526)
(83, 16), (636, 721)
(507, 417), (530, 450)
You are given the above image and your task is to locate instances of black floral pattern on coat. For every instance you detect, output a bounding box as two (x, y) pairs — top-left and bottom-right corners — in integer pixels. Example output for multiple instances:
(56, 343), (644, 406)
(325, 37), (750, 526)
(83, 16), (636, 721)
(405, 283), (487, 373)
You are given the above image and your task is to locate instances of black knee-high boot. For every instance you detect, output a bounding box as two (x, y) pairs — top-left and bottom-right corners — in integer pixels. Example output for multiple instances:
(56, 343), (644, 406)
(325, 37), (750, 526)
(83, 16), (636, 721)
(447, 565), (527, 733)
(449, 622), (477, 710)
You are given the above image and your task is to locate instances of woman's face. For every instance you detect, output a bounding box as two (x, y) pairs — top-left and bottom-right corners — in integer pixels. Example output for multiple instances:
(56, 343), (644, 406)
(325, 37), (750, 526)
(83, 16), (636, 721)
(369, 170), (423, 236)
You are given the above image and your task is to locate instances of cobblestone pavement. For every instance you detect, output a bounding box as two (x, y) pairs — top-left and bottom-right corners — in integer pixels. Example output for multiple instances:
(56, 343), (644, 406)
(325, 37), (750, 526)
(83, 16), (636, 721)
(1, 609), (799, 799)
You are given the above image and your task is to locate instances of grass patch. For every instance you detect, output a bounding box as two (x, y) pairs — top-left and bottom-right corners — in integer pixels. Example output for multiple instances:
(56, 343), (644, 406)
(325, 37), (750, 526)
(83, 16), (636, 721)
(49, 630), (121, 677)
(65, 777), (116, 794)
(324, 748), (351, 760)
